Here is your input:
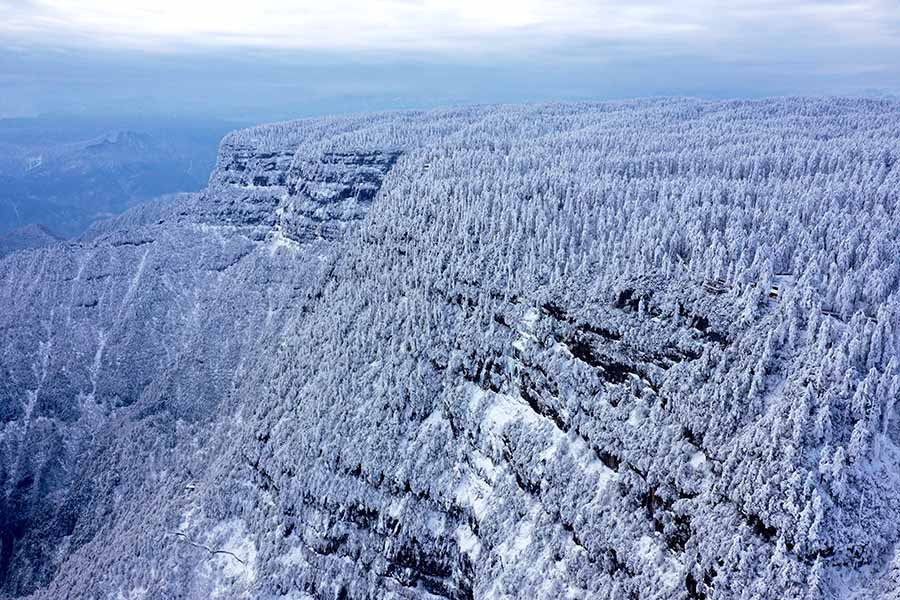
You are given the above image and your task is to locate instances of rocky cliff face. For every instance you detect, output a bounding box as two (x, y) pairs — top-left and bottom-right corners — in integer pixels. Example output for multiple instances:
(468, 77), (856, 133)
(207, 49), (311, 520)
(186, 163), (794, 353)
(2, 100), (900, 600)
(278, 150), (402, 242)
(0, 120), (404, 596)
(209, 134), (401, 242)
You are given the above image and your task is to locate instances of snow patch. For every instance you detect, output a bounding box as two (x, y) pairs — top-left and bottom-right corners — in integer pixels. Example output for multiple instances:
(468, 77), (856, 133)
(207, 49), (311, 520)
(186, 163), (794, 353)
(539, 436), (561, 462)
(513, 307), (541, 352)
(455, 524), (482, 561)
(421, 407), (446, 429)
(628, 404), (647, 427)
(470, 449), (499, 481)
(634, 535), (682, 590)
(426, 512), (447, 536)
(553, 341), (573, 357)
(386, 497), (406, 519)
(468, 384), (488, 412)
(455, 473), (492, 520)
(268, 229), (300, 255)
(512, 336), (530, 353)
(569, 435), (616, 490)
(471, 383), (617, 491)
(689, 451), (707, 469)
(196, 519), (258, 599)
(116, 587), (148, 600)
(483, 392), (539, 434)
(276, 545), (309, 568)
(495, 508), (537, 565)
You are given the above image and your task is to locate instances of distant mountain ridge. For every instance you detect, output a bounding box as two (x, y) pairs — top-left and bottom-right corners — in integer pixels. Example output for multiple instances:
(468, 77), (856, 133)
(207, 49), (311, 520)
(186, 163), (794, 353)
(23, 130), (164, 175)
(1, 98), (899, 599)
(0, 224), (62, 258)
(0, 116), (239, 237)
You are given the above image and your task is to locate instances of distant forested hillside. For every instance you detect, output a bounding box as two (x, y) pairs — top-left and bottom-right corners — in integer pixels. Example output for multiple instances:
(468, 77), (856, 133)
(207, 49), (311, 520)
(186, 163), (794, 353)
(0, 115), (241, 236)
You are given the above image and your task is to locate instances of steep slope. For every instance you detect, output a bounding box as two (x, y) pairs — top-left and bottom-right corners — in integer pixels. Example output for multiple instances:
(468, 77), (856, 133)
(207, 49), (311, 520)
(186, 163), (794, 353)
(0, 113), (418, 596)
(2, 99), (900, 600)
(0, 225), (61, 259)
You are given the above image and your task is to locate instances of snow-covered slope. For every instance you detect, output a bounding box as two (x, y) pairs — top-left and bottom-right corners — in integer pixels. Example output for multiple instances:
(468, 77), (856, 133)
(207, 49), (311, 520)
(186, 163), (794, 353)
(0, 225), (61, 259)
(1, 98), (899, 600)
(0, 117), (409, 596)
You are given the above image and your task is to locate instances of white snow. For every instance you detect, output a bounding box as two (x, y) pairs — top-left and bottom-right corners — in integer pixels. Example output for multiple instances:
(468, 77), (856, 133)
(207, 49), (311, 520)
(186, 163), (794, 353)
(634, 535), (682, 590)
(420, 407), (446, 428)
(276, 545), (308, 568)
(25, 155), (43, 172)
(493, 507), (538, 571)
(468, 384), (488, 411)
(268, 229), (300, 255)
(386, 497), (406, 519)
(689, 451), (707, 469)
(512, 336), (530, 352)
(553, 341), (573, 357)
(194, 519), (258, 599)
(569, 435), (616, 489)
(426, 512), (447, 536)
(116, 248), (149, 321)
(455, 524), (482, 560)
(455, 473), (492, 520)
(471, 383), (617, 492)
(635, 535), (656, 561)
(483, 392), (540, 434)
(539, 436), (561, 462)
(628, 404), (647, 427)
(90, 329), (107, 398)
(509, 519), (534, 555)
(178, 503), (200, 531)
(470, 449), (500, 481)
(513, 307), (540, 352)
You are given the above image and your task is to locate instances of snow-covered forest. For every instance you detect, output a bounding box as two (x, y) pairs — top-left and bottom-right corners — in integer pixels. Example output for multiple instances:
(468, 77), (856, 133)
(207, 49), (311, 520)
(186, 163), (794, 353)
(1, 97), (899, 599)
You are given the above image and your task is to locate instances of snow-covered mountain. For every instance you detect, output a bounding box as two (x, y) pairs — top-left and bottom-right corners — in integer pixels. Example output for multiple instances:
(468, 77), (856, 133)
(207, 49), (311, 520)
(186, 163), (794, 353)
(0, 225), (61, 259)
(0, 117), (237, 237)
(1, 98), (899, 599)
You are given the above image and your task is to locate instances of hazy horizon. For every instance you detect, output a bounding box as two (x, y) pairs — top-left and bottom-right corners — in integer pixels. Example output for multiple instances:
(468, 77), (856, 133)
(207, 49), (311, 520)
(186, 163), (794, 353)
(3, 0), (899, 123)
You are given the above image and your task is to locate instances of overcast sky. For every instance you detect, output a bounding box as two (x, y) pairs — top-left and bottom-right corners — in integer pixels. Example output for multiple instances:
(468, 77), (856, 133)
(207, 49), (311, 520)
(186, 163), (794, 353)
(2, 0), (899, 120)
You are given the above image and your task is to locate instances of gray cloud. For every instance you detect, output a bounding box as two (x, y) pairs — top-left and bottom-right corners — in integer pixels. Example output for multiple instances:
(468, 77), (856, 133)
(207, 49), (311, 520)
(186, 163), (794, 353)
(1, 1), (898, 121)
(1, 0), (898, 56)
